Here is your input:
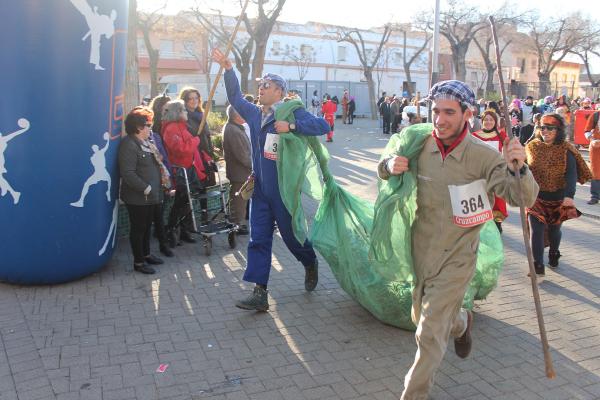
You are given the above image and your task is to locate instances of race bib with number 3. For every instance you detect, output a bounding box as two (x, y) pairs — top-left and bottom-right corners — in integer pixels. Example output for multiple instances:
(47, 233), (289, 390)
(264, 133), (280, 160)
(448, 179), (493, 227)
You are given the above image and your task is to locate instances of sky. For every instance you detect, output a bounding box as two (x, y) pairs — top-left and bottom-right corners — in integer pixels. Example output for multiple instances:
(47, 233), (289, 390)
(138, 0), (600, 72)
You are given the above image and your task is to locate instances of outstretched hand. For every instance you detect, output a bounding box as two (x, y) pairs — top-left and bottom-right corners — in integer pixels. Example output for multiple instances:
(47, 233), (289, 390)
(211, 48), (233, 70)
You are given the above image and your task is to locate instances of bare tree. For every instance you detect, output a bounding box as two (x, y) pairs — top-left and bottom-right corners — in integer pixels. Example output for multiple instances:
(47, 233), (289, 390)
(283, 44), (315, 80)
(124, 0), (140, 118)
(375, 47), (391, 99)
(336, 24), (393, 119)
(241, 0), (287, 93)
(417, 1), (487, 81)
(472, 26), (512, 95)
(398, 27), (431, 97)
(526, 12), (589, 96)
(569, 20), (600, 88)
(138, 3), (166, 97)
(190, 9), (254, 93)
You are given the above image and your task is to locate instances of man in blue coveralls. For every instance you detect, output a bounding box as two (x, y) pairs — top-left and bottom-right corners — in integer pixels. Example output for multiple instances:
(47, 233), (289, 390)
(212, 49), (330, 311)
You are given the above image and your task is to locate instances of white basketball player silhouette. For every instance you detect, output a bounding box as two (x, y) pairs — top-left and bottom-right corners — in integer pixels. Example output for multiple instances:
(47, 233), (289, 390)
(0, 118), (30, 205)
(71, 132), (111, 207)
(70, 0), (117, 71)
(98, 201), (119, 256)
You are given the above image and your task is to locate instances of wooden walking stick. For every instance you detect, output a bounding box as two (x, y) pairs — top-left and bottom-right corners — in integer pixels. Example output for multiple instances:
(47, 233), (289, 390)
(197, 0), (251, 137)
(488, 15), (556, 379)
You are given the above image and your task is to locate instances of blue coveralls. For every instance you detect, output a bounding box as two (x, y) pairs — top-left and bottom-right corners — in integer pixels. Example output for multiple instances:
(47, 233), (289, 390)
(224, 69), (330, 285)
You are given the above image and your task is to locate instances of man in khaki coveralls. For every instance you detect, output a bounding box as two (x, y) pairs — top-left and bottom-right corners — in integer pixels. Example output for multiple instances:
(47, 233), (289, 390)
(378, 80), (538, 400)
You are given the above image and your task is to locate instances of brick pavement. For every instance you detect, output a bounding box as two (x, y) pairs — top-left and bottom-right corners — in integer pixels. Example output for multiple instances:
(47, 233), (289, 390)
(1, 119), (599, 400)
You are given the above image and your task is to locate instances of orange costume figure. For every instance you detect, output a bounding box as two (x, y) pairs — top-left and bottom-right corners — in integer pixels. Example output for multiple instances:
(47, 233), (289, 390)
(583, 111), (600, 204)
(321, 96), (337, 142)
(471, 109), (508, 232)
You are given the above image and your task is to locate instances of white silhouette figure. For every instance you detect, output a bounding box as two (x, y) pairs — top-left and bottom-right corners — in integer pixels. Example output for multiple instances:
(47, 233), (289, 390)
(71, 132), (111, 207)
(0, 118), (30, 205)
(70, 0), (117, 71)
(98, 201), (118, 256)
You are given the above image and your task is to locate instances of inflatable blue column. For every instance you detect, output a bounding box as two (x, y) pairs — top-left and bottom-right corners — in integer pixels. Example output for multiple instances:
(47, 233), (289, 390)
(0, 0), (129, 284)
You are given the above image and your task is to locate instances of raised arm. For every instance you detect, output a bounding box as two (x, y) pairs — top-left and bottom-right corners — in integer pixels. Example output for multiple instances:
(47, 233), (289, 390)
(292, 108), (330, 136)
(4, 118), (30, 142)
(212, 49), (259, 122)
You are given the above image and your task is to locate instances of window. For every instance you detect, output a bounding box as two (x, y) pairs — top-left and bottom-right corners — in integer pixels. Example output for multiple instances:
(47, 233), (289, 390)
(300, 44), (313, 58)
(518, 58), (526, 74)
(562, 74), (567, 83)
(394, 52), (402, 64)
(183, 41), (195, 55)
(271, 40), (281, 55)
(159, 40), (174, 57)
(338, 46), (346, 62)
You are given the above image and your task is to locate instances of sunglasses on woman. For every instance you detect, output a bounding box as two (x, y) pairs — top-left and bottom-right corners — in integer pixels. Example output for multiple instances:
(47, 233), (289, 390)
(540, 125), (558, 132)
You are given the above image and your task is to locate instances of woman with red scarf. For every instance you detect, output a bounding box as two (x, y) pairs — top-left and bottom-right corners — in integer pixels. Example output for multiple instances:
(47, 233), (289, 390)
(161, 99), (213, 247)
(471, 109), (508, 232)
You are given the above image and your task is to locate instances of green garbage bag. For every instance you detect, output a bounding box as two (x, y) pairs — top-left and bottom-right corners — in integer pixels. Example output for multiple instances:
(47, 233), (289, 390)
(275, 105), (504, 330)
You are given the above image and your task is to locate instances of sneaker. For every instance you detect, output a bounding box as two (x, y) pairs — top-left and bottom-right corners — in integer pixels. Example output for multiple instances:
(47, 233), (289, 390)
(304, 258), (319, 292)
(235, 286), (269, 311)
(144, 254), (164, 265)
(134, 263), (155, 274)
(454, 310), (473, 359)
(587, 198), (599, 205)
(237, 226), (249, 235)
(548, 250), (561, 269)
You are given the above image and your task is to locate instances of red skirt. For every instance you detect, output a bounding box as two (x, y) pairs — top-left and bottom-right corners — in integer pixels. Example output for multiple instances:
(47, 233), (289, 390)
(527, 198), (581, 225)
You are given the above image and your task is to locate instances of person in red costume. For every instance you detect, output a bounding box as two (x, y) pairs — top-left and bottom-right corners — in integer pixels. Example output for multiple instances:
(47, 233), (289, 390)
(321, 95), (337, 142)
(471, 109), (508, 232)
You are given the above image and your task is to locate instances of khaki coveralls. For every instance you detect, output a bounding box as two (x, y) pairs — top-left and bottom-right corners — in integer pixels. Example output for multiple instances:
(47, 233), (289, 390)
(379, 132), (538, 400)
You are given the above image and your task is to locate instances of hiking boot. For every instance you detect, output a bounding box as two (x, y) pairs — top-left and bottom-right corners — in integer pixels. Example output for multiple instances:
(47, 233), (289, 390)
(527, 262), (545, 282)
(235, 286), (269, 311)
(587, 198), (599, 205)
(454, 310), (473, 359)
(548, 250), (561, 269)
(304, 258), (318, 292)
(144, 254), (164, 265)
(134, 263), (155, 275)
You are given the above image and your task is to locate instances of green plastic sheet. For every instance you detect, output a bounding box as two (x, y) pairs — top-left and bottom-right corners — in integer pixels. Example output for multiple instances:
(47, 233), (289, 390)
(275, 104), (504, 330)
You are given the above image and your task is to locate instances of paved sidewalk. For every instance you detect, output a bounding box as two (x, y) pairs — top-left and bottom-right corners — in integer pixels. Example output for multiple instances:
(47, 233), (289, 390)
(1, 119), (599, 400)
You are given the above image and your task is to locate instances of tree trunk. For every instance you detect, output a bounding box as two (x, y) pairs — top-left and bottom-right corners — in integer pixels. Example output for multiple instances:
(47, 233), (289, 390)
(485, 64), (496, 93)
(237, 64), (251, 94)
(124, 0), (139, 121)
(538, 71), (551, 98)
(364, 68), (377, 120)
(250, 40), (268, 94)
(148, 48), (160, 97)
(404, 64), (413, 97)
(452, 44), (468, 81)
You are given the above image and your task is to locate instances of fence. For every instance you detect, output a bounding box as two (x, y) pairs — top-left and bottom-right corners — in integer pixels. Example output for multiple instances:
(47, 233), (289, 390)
(287, 80), (372, 118)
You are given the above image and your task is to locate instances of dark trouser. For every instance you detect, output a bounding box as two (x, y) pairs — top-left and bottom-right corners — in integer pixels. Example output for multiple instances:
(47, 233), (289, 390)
(383, 116), (391, 134)
(152, 200), (167, 245)
(168, 187), (192, 231)
(126, 204), (156, 264)
(348, 111), (354, 124)
(591, 179), (600, 201)
(520, 124), (534, 145)
(529, 215), (562, 265)
(391, 115), (401, 133)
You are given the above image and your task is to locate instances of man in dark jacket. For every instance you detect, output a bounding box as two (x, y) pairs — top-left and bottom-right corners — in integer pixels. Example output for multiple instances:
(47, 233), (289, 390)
(223, 105), (252, 234)
(212, 48), (330, 311)
(380, 96), (392, 134)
